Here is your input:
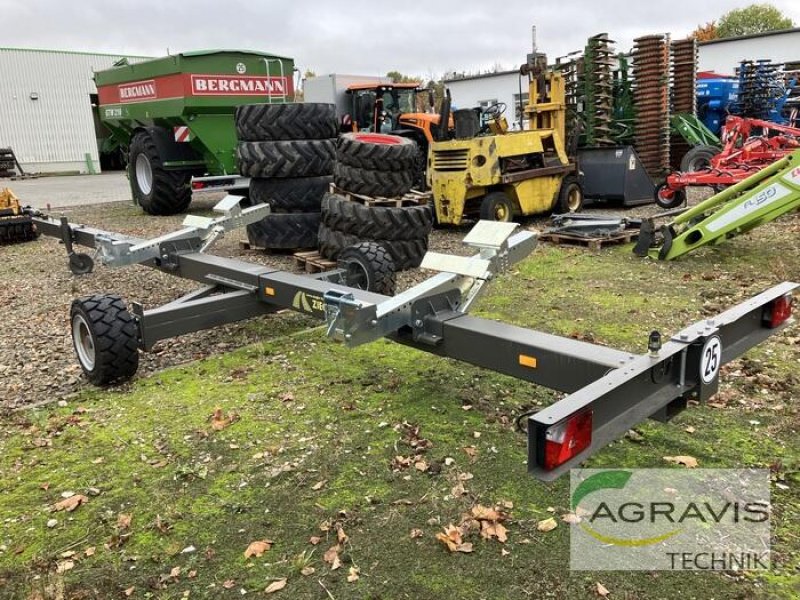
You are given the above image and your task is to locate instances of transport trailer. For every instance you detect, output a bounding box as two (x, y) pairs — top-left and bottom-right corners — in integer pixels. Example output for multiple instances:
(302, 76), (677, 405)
(32, 201), (797, 480)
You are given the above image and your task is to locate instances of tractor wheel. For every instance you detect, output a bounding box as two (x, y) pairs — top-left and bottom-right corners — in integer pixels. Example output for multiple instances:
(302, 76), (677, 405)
(680, 145), (718, 172)
(236, 103), (337, 141)
(336, 133), (417, 171)
(318, 224), (427, 270)
(338, 242), (397, 296)
(249, 176), (332, 212)
(129, 132), (192, 216)
(334, 163), (414, 197)
(237, 140), (336, 178)
(70, 294), (139, 386)
(480, 191), (514, 222)
(246, 212), (321, 250)
(555, 175), (584, 214)
(321, 193), (432, 241)
(654, 182), (686, 209)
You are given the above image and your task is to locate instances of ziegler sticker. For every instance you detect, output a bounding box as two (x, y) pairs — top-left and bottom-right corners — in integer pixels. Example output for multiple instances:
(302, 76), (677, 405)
(292, 291), (325, 314)
(700, 336), (722, 384)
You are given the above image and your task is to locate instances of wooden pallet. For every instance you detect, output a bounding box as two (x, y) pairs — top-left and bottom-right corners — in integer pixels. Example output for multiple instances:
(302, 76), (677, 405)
(293, 250), (337, 273)
(329, 183), (431, 207)
(539, 229), (639, 251)
(238, 241), (315, 255)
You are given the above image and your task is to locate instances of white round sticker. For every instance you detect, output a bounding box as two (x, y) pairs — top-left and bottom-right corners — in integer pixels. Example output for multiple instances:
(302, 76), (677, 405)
(700, 336), (722, 384)
(236, 62), (247, 74)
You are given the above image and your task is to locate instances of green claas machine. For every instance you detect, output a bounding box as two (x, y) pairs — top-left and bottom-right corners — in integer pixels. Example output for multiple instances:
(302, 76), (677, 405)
(95, 50), (294, 215)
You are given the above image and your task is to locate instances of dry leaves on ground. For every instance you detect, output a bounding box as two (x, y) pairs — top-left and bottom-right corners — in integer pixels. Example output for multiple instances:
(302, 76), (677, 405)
(244, 539), (273, 558)
(323, 544), (342, 570)
(347, 567), (360, 582)
(52, 495), (88, 512)
(436, 524), (474, 553)
(210, 407), (239, 431)
(663, 455), (699, 468)
(265, 578), (287, 594)
(596, 582), (611, 597)
(537, 517), (558, 532)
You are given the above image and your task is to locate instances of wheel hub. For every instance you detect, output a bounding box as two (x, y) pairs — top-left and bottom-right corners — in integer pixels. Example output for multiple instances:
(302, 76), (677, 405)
(567, 188), (581, 211)
(72, 313), (96, 371)
(135, 154), (153, 195)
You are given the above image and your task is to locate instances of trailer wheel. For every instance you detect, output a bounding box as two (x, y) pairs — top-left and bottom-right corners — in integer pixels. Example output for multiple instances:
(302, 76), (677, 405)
(654, 182), (686, 209)
(318, 224), (427, 270)
(321, 193), (433, 241)
(236, 103), (337, 141)
(338, 242), (397, 296)
(129, 133), (192, 216)
(70, 294), (139, 386)
(480, 191), (514, 222)
(336, 133), (417, 171)
(680, 145), (718, 172)
(237, 140), (336, 178)
(554, 176), (584, 214)
(68, 253), (94, 275)
(249, 176), (332, 212)
(333, 163), (414, 197)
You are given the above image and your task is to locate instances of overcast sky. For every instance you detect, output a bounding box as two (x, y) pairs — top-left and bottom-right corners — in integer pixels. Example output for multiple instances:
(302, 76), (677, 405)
(2, 1), (799, 79)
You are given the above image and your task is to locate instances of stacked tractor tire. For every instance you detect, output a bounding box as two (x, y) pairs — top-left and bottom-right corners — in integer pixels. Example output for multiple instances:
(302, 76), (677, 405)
(319, 133), (432, 270)
(235, 103), (337, 250)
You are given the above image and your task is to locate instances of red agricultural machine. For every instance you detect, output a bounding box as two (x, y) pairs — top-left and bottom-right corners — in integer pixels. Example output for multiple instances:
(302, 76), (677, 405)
(655, 116), (800, 208)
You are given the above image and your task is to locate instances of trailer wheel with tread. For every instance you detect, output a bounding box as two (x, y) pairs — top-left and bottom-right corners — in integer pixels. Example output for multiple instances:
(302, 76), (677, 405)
(680, 144), (718, 173)
(333, 163), (413, 197)
(318, 224), (427, 270)
(654, 182), (686, 209)
(336, 133), (417, 171)
(237, 140), (335, 178)
(338, 242), (397, 296)
(236, 103), (337, 141)
(554, 175), (584, 214)
(249, 176), (332, 212)
(480, 191), (514, 222)
(321, 193), (433, 241)
(246, 212), (321, 249)
(129, 132), (192, 215)
(70, 294), (139, 386)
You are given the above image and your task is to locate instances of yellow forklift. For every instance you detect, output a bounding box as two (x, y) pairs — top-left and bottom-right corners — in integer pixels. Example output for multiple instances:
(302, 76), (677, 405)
(428, 55), (582, 225)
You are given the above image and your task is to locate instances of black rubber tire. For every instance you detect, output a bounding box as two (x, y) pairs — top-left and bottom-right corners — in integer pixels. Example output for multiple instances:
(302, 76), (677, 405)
(336, 133), (417, 171)
(318, 224), (427, 270)
(680, 145), (718, 173)
(338, 242), (397, 296)
(321, 193), (433, 241)
(554, 175), (584, 214)
(70, 294), (139, 386)
(480, 191), (515, 221)
(654, 182), (686, 209)
(249, 176), (332, 212)
(235, 103), (337, 141)
(237, 140), (335, 178)
(129, 132), (192, 216)
(333, 163), (413, 197)
(246, 212), (321, 250)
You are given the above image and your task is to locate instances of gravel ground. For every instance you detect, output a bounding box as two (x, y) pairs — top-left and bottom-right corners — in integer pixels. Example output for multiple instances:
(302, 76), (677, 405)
(0, 193), (689, 410)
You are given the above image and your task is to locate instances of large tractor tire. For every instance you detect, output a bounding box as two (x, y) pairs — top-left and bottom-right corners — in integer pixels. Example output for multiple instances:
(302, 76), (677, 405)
(236, 103), (337, 141)
(337, 241), (397, 296)
(321, 193), (432, 241)
(246, 212), (321, 250)
(70, 294), (139, 386)
(129, 133), (192, 216)
(249, 176), (332, 213)
(318, 224), (427, 270)
(554, 175), (584, 214)
(680, 144), (718, 172)
(237, 140), (335, 178)
(336, 133), (417, 171)
(333, 163), (413, 198)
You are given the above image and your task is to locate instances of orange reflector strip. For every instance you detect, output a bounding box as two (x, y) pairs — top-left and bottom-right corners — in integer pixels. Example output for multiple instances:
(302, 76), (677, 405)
(264, 287), (276, 296)
(519, 354), (538, 368)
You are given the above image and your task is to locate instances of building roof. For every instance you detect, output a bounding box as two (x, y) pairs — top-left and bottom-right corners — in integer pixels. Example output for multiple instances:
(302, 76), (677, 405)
(698, 27), (800, 46)
(0, 46), (153, 59)
(347, 81), (421, 91)
(443, 69), (520, 84)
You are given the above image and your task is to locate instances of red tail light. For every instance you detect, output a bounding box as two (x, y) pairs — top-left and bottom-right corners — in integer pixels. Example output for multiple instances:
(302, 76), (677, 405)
(192, 182), (206, 190)
(542, 410), (593, 470)
(764, 294), (793, 328)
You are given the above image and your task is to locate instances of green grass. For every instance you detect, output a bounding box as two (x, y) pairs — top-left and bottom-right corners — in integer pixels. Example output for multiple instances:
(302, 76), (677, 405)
(1, 215), (799, 599)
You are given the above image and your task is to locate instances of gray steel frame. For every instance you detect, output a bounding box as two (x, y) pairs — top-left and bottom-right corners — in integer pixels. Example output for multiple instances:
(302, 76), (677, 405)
(33, 214), (798, 480)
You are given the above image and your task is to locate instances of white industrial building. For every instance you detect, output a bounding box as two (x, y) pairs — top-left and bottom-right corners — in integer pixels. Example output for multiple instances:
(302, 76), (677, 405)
(0, 48), (150, 174)
(445, 29), (800, 117)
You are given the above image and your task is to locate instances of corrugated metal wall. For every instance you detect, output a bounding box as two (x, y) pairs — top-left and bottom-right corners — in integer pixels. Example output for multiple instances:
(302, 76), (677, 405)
(0, 49), (149, 173)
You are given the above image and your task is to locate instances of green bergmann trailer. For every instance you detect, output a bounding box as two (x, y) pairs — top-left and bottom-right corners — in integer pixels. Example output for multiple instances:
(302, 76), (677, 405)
(95, 50), (294, 215)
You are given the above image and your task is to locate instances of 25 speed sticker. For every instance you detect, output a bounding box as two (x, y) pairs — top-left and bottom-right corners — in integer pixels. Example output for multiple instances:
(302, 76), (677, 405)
(700, 335), (722, 384)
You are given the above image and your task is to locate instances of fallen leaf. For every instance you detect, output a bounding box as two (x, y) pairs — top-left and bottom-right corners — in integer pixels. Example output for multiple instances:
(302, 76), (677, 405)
(663, 455), (699, 468)
(222, 580), (236, 589)
(480, 521), (508, 543)
(311, 480), (326, 491)
(684, 426), (696, 434)
(84, 547), (96, 557)
(117, 514), (132, 530)
(124, 587), (135, 597)
(501, 548), (510, 556)
(319, 520), (331, 532)
(92, 457), (104, 464)
(309, 536), (321, 545)
(596, 582), (610, 597)
(210, 407), (238, 431)
(52, 495), (88, 512)
(414, 460), (429, 472)
(463, 446), (478, 462)
(323, 544), (342, 570)
(188, 570), (197, 579)
(537, 517), (558, 532)
(265, 578), (287, 594)
(435, 524), (473, 553)
(244, 540), (273, 558)
(169, 566), (181, 578)
(451, 483), (467, 497)
(561, 512), (582, 524)
(337, 527), (348, 544)
(458, 472), (474, 482)
(56, 560), (74, 573)
(347, 566), (360, 582)
(471, 505), (500, 522)
(410, 528), (424, 539)
(280, 392), (295, 402)
(300, 566), (315, 576)
(40, 482), (50, 491)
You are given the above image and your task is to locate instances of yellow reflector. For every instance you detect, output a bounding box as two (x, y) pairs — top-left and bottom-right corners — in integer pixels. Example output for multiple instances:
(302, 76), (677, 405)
(264, 287), (276, 296)
(519, 354), (538, 368)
